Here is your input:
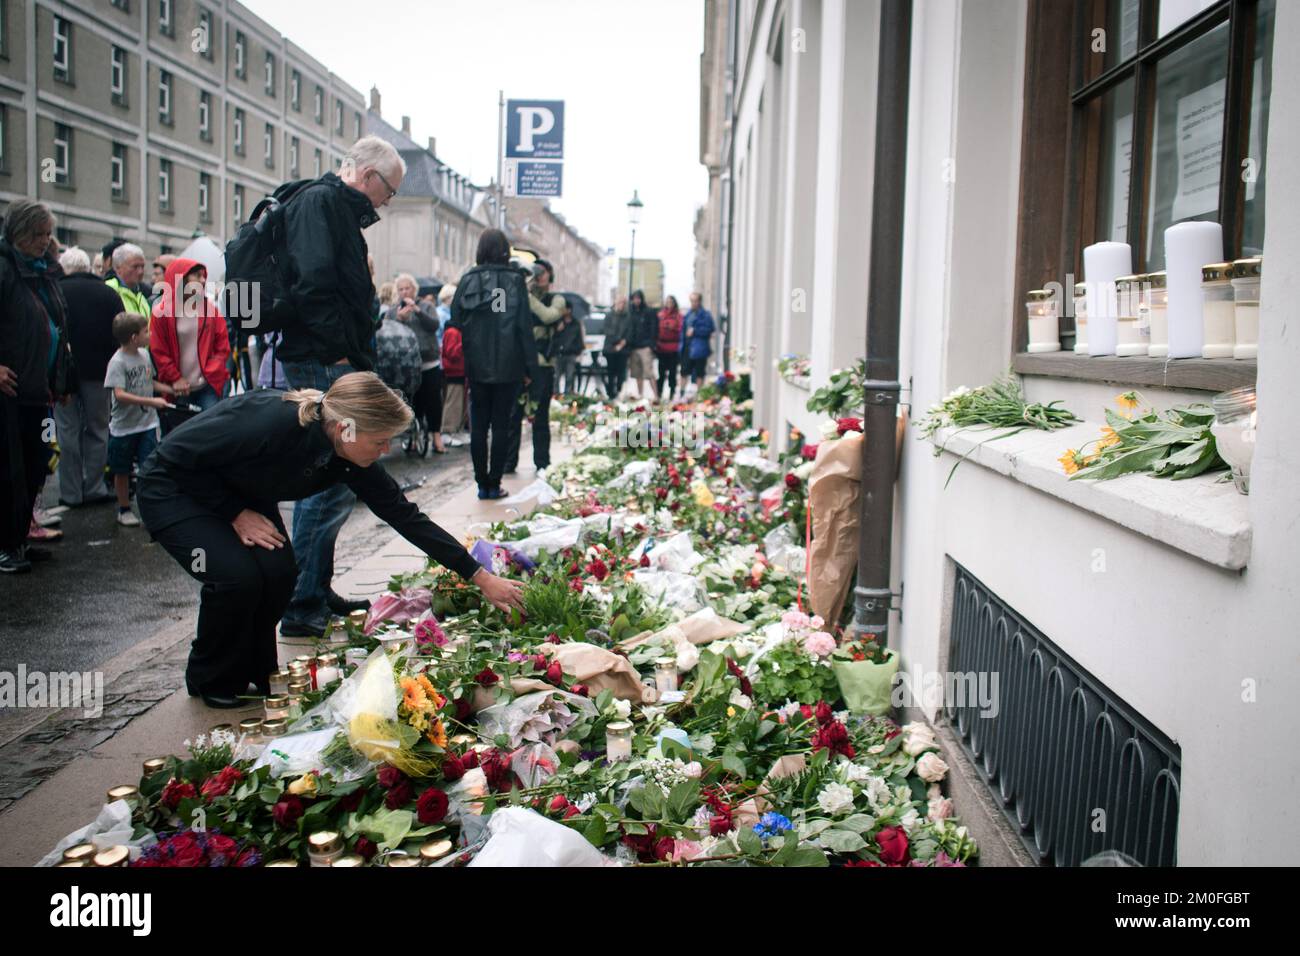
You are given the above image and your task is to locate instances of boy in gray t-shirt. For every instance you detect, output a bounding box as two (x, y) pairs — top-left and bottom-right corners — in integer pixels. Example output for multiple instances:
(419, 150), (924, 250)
(103, 312), (174, 527)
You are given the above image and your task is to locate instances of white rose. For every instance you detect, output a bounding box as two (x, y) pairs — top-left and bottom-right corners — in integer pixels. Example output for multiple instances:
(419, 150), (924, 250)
(844, 763), (875, 784)
(694, 733), (716, 755)
(864, 775), (892, 810)
(613, 698), (632, 719)
(916, 752), (950, 783)
(902, 721), (938, 756)
(816, 782), (856, 816)
(676, 643), (700, 672)
(794, 461), (815, 481)
(818, 420), (841, 441)
(927, 797), (955, 821)
(900, 808), (922, 833)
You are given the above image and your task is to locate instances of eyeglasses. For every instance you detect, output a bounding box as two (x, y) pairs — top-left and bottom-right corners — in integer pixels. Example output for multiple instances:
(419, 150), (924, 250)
(370, 168), (398, 201)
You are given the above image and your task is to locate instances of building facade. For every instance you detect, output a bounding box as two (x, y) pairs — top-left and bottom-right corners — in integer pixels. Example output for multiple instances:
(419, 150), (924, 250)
(617, 256), (666, 308)
(503, 196), (603, 306)
(703, 0), (1298, 866)
(0, 0), (365, 257)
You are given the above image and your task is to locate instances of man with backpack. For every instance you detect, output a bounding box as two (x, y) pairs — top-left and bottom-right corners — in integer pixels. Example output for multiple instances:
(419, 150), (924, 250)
(224, 135), (405, 636)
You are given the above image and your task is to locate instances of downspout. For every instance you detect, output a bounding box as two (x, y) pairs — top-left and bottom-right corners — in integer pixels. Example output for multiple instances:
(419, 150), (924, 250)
(853, 0), (913, 643)
(720, 0), (739, 374)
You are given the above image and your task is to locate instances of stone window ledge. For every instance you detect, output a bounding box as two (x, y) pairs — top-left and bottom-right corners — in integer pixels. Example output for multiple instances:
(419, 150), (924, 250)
(929, 422), (1251, 570)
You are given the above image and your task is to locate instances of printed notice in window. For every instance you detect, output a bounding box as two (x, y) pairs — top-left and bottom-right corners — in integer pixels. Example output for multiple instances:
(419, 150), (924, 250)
(1111, 114), (1133, 242)
(1171, 78), (1225, 221)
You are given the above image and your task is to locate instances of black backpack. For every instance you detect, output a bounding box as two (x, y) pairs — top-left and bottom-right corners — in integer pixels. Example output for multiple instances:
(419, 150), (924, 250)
(222, 178), (317, 335)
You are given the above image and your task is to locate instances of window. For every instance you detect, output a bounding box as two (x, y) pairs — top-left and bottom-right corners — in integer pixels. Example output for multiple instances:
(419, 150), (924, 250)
(111, 0), (130, 11)
(158, 158), (171, 210)
(111, 143), (127, 199)
(289, 136), (299, 176)
(233, 184), (244, 225)
(334, 100), (343, 135)
(53, 15), (72, 83)
(264, 52), (275, 95)
(313, 147), (322, 177)
(158, 70), (172, 124)
(1012, 0), (1274, 387)
(111, 46), (128, 105)
(314, 85), (323, 123)
(354, 111), (362, 140)
(290, 69), (300, 111)
(233, 108), (244, 155)
(199, 172), (211, 222)
(53, 123), (72, 185)
(159, 0), (172, 37)
(234, 31), (245, 78)
(199, 91), (212, 141)
(198, 8), (213, 60)
(264, 122), (274, 167)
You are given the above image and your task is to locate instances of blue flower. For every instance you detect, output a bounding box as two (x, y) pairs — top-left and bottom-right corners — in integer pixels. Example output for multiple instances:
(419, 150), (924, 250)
(754, 812), (794, 841)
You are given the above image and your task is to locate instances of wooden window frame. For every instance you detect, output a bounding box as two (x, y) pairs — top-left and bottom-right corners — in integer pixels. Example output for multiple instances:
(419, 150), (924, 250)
(111, 143), (127, 201)
(1011, 0), (1268, 391)
(53, 15), (73, 85)
(53, 123), (72, 186)
(234, 32), (246, 79)
(111, 46), (129, 106)
(158, 158), (172, 212)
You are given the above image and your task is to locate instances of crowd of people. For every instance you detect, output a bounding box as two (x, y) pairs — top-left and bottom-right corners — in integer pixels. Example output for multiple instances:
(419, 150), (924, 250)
(0, 132), (715, 705)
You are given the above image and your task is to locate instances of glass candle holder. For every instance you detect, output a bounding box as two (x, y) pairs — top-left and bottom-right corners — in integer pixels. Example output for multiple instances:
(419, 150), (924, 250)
(654, 657), (678, 694)
(264, 695), (291, 721)
(92, 846), (130, 868)
(1025, 289), (1061, 353)
(1072, 282), (1088, 353)
(1146, 272), (1169, 356)
(268, 668), (291, 696)
(331, 854), (366, 867)
(314, 653), (341, 688)
(386, 853), (423, 868)
(106, 785), (140, 812)
(1231, 257), (1261, 360)
(239, 717), (264, 739)
(141, 757), (167, 778)
(419, 839), (453, 864)
(1201, 262), (1236, 358)
(344, 646), (369, 675)
(1211, 386), (1256, 495)
(262, 717), (288, 738)
(1115, 275), (1147, 356)
(307, 831), (344, 867)
(62, 843), (98, 864)
(605, 721), (633, 762)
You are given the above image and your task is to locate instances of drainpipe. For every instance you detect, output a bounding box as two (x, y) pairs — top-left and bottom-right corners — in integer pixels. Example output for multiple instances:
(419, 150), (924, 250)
(720, 0), (738, 374)
(853, 0), (913, 644)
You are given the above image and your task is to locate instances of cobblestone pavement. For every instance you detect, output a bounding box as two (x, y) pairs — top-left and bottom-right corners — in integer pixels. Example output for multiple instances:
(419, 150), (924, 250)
(0, 441), (477, 811)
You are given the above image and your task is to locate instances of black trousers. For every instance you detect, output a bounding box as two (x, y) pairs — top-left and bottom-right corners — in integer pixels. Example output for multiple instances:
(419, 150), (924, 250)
(143, 504), (296, 697)
(656, 352), (680, 398)
(469, 380), (521, 490)
(416, 366), (444, 435)
(604, 352), (628, 399)
(1, 400), (49, 552)
(505, 366), (554, 472)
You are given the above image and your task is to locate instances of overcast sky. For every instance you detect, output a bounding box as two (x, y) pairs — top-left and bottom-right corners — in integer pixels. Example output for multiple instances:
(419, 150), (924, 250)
(244, 0), (709, 298)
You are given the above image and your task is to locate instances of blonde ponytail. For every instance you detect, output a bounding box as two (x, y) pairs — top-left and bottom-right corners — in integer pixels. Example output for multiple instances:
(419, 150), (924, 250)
(283, 372), (412, 436)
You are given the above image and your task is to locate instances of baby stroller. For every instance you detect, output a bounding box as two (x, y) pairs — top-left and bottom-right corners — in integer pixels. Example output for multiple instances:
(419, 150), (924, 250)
(373, 316), (427, 457)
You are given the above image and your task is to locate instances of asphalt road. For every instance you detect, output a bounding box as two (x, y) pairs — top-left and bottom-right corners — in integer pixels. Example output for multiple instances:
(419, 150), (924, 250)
(0, 440), (475, 676)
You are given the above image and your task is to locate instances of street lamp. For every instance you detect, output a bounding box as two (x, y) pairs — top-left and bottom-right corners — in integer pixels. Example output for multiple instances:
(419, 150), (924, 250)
(626, 190), (643, 310)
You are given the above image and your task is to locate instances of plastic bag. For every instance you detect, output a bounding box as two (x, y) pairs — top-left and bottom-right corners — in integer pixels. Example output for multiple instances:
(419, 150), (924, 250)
(763, 523), (806, 578)
(511, 742), (562, 789)
(734, 447), (781, 491)
(608, 459), (658, 490)
(632, 568), (708, 614)
(512, 517), (585, 560)
(833, 650), (900, 716)
(468, 807), (617, 867)
(364, 587), (432, 635)
(476, 689), (595, 748)
(37, 800), (156, 866)
(647, 532), (704, 574)
(503, 477), (560, 507)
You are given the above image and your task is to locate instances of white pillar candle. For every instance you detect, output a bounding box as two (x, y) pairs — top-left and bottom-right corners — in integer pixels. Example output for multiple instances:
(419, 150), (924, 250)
(1083, 241), (1132, 357)
(1164, 220), (1223, 359)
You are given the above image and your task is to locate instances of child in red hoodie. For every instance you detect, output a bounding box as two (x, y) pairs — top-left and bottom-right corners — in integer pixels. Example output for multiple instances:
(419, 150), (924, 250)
(149, 257), (231, 429)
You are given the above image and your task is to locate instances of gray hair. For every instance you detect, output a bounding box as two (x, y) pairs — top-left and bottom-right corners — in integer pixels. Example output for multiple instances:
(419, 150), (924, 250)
(342, 136), (405, 180)
(59, 246), (91, 274)
(111, 242), (145, 270)
(394, 272), (418, 291)
(2, 199), (56, 245)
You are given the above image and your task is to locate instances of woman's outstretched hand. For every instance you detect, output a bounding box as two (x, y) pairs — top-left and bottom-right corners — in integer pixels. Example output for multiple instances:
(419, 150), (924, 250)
(232, 509), (286, 550)
(472, 568), (526, 613)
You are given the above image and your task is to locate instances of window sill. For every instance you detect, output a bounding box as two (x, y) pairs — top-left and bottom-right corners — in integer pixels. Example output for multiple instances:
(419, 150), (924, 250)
(1013, 351), (1256, 393)
(929, 422), (1251, 570)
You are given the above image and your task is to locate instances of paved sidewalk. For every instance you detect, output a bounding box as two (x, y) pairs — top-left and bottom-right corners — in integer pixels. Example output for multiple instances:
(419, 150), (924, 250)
(0, 432), (576, 865)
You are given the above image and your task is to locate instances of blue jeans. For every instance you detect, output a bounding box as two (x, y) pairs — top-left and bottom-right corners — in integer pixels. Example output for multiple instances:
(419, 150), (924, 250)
(280, 361), (356, 629)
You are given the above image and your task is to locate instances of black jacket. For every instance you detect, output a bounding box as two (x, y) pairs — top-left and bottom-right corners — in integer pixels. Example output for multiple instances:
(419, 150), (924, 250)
(0, 239), (74, 406)
(276, 173), (380, 371)
(137, 390), (481, 581)
(449, 264), (537, 385)
(60, 272), (125, 383)
(553, 315), (585, 357)
(627, 305), (658, 350)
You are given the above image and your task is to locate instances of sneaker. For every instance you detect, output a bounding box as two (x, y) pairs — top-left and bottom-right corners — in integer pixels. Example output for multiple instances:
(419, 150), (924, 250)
(0, 549), (32, 574)
(326, 590), (370, 614)
(33, 508), (63, 528)
(28, 521), (63, 542)
(116, 509), (141, 527)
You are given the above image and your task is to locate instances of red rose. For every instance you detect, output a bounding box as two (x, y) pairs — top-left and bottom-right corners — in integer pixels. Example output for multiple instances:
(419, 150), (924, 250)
(454, 696), (473, 721)
(460, 750), (480, 769)
(532, 654), (548, 672)
(545, 661), (563, 684)
(416, 787), (449, 825)
(836, 417), (863, 436)
(354, 837), (378, 861)
(441, 754), (466, 782)
(709, 813), (733, 836)
(273, 795), (304, 829)
(545, 633), (562, 644)
(570, 684), (589, 697)
(876, 826), (910, 866)
(802, 443), (819, 460)
(798, 704), (814, 721)
(549, 794), (570, 813)
(385, 780), (414, 809)
(200, 766), (244, 801)
(844, 859), (881, 867)
(784, 472), (801, 490)
(377, 765), (405, 789)
(654, 837), (676, 862)
(160, 778), (197, 810)
(206, 833), (237, 862)
(479, 749), (514, 793)
(474, 667), (500, 687)
(235, 846), (261, 867)
(638, 554), (651, 568)
(169, 835), (206, 868)
(570, 578), (585, 593)
(563, 805), (581, 820)
(337, 789), (364, 813)
(586, 559), (609, 581)
(815, 700), (834, 725)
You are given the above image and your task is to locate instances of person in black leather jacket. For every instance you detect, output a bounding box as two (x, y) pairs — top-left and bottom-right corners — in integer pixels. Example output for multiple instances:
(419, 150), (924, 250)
(138, 373), (524, 708)
(448, 229), (537, 499)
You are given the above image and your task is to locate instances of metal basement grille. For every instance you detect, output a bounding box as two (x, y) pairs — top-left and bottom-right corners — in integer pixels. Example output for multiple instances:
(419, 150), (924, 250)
(945, 563), (1181, 867)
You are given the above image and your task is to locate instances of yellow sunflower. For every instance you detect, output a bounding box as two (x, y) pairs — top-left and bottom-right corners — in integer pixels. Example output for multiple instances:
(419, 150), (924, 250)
(1059, 449), (1082, 475)
(1098, 426), (1121, 449)
(1116, 391), (1140, 414)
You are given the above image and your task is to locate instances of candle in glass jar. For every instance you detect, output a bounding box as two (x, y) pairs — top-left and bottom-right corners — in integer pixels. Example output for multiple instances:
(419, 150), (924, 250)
(262, 717), (288, 737)
(1025, 289), (1061, 352)
(63, 843), (98, 864)
(1146, 272), (1169, 356)
(605, 721), (633, 762)
(92, 846), (130, 868)
(264, 694), (291, 720)
(106, 785), (140, 810)
(654, 657), (678, 694)
(1201, 262), (1235, 358)
(1165, 220), (1222, 358)
(307, 831), (344, 867)
(141, 757), (167, 778)
(239, 717), (264, 739)
(1210, 386), (1256, 495)
(1083, 241), (1132, 357)
(269, 668), (291, 695)
(314, 653), (341, 688)
(1114, 276), (1147, 356)
(1231, 257), (1261, 360)
(344, 646), (369, 674)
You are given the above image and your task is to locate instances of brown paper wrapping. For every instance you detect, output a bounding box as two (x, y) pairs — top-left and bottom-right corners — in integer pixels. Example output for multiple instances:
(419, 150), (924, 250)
(808, 431), (864, 625)
(542, 642), (652, 703)
(617, 609), (749, 652)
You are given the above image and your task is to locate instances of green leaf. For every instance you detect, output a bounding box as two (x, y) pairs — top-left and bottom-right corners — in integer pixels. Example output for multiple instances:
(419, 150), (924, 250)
(840, 813), (878, 833)
(667, 780), (701, 821)
(737, 826), (764, 856)
(1071, 443), (1169, 481)
(721, 753), (749, 779)
(788, 847), (830, 867)
(820, 829), (868, 853)
(800, 819), (836, 838)
(582, 814), (608, 846)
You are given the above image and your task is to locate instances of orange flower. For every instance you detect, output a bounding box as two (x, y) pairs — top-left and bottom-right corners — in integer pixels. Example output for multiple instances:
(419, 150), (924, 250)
(1098, 425), (1121, 449)
(417, 673), (445, 710)
(426, 718), (448, 748)
(1058, 449), (1081, 475)
(1116, 391), (1140, 415)
(400, 676), (426, 712)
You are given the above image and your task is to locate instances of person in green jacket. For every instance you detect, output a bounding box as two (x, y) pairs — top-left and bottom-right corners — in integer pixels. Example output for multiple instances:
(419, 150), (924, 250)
(104, 243), (151, 322)
(504, 259), (565, 474)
